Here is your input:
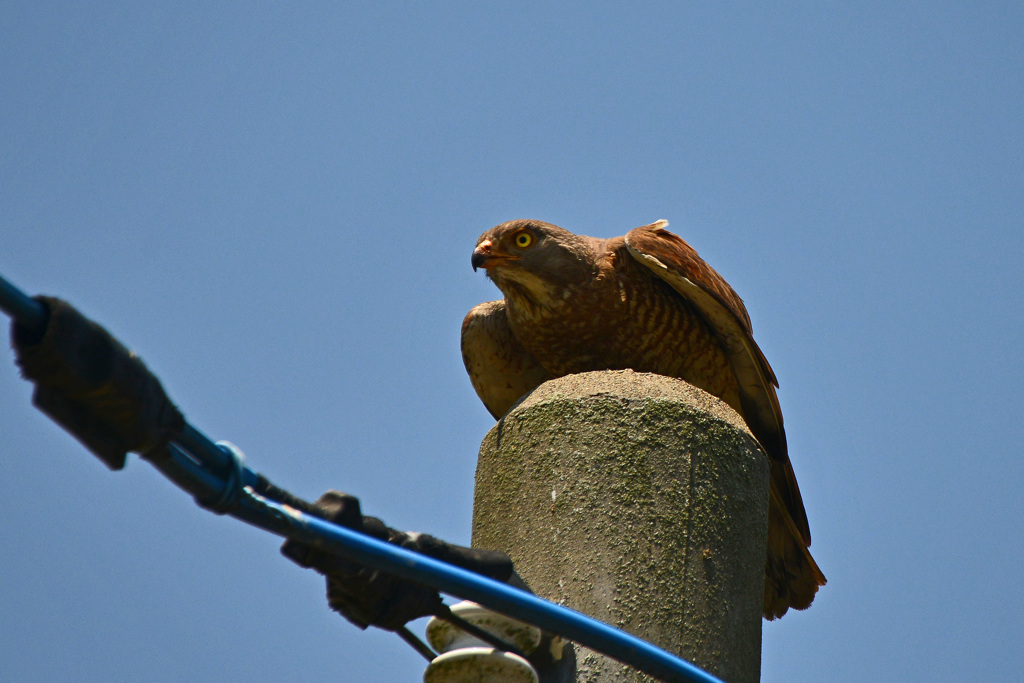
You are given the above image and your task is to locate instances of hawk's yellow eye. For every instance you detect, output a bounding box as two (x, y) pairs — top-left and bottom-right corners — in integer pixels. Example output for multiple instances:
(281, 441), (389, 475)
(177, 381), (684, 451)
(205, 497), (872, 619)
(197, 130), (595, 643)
(513, 231), (534, 248)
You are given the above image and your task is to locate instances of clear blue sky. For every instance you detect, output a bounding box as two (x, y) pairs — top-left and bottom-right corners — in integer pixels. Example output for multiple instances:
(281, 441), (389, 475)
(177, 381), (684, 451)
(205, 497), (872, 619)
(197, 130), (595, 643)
(2, 3), (1022, 682)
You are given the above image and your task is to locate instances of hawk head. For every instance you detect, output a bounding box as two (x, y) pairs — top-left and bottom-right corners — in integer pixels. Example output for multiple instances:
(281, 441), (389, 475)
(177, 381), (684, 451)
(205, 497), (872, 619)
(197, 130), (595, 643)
(471, 220), (597, 304)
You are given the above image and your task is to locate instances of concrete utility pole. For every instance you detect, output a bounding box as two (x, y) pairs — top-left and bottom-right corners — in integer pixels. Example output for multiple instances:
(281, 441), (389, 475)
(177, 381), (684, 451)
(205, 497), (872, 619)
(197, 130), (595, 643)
(472, 370), (769, 683)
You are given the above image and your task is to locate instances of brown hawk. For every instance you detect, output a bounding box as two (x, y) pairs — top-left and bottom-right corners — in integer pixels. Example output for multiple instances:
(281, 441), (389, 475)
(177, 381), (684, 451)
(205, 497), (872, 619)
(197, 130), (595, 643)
(461, 218), (825, 620)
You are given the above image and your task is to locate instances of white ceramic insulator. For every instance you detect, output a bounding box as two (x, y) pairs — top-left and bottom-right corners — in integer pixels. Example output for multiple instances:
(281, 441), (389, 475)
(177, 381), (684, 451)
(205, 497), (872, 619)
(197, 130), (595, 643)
(422, 601), (541, 683)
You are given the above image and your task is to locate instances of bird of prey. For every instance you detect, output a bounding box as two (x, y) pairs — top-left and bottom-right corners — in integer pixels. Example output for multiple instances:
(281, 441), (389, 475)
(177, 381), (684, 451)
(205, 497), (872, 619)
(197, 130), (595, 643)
(462, 218), (825, 619)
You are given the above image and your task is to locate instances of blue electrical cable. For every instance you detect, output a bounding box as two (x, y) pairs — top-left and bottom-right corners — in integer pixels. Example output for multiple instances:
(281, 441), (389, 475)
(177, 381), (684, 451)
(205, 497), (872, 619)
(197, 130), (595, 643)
(248, 489), (723, 683)
(0, 271), (724, 683)
(0, 273), (47, 329)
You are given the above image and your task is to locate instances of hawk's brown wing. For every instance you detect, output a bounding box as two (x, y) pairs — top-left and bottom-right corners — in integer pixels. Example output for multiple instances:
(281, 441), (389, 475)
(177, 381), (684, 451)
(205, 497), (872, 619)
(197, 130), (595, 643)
(624, 221), (811, 543)
(625, 221), (824, 618)
(461, 300), (554, 419)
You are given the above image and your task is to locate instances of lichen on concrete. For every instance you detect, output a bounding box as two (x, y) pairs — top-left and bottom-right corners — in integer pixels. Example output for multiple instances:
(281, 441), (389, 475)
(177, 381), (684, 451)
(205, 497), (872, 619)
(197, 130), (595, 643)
(472, 370), (769, 683)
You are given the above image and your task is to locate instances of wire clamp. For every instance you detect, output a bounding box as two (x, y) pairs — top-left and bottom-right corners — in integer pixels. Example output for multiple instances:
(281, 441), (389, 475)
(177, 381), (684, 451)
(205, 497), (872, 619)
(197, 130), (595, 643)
(196, 441), (246, 514)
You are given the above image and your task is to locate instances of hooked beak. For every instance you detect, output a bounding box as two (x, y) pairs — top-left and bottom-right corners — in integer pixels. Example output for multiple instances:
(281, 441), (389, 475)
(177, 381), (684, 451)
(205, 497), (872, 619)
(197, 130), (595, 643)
(472, 239), (517, 271)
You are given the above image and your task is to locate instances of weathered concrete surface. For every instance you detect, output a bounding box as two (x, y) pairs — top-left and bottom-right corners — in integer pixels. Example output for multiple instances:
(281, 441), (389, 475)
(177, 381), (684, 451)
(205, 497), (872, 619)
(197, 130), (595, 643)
(472, 370), (769, 683)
